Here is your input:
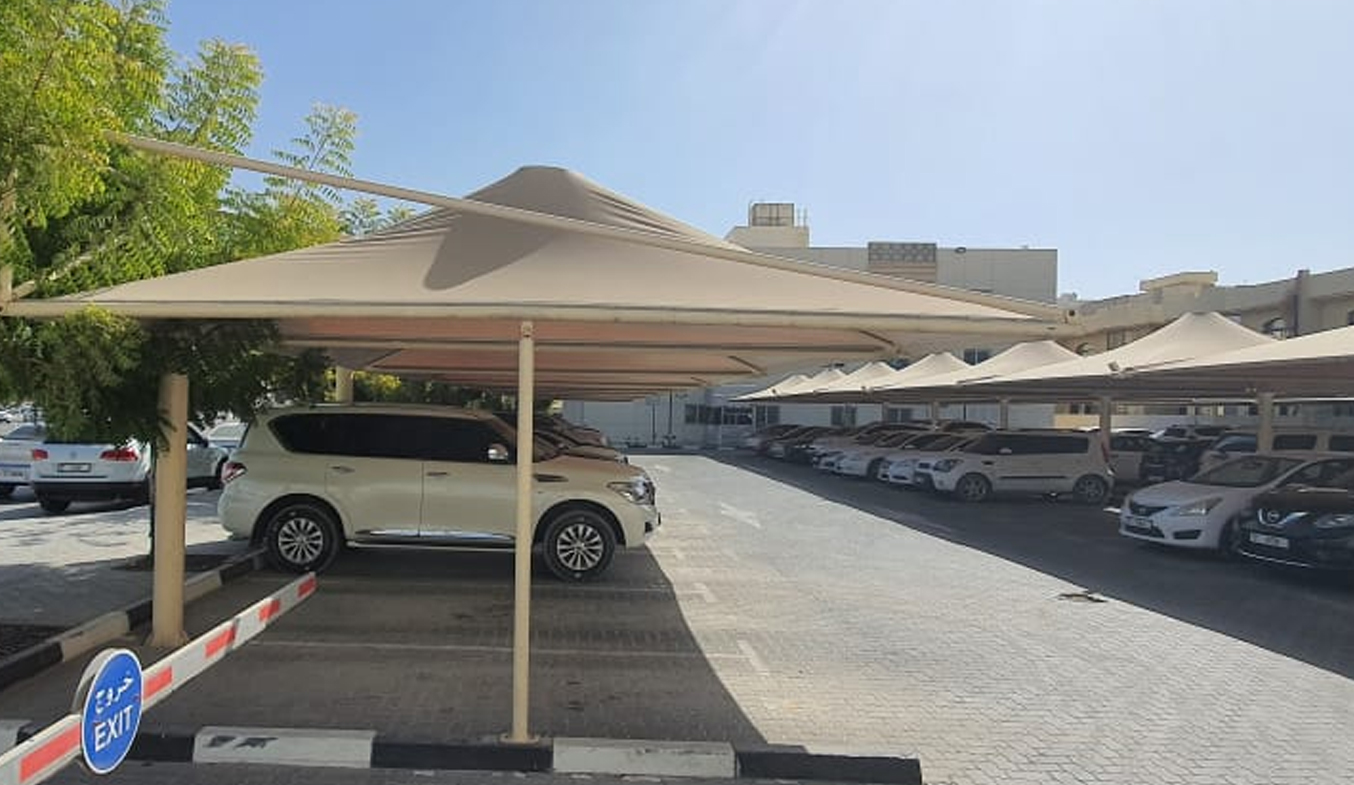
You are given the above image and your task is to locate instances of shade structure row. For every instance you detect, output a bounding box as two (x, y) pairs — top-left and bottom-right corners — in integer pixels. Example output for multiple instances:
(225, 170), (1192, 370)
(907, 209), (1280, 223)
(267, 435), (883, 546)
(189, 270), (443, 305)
(739, 312), (1354, 406)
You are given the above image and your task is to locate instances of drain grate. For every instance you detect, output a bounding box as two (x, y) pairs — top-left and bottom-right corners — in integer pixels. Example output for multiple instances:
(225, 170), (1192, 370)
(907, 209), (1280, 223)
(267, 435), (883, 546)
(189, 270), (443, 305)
(115, 553), (233, 573)
(0, 623), (67, 658)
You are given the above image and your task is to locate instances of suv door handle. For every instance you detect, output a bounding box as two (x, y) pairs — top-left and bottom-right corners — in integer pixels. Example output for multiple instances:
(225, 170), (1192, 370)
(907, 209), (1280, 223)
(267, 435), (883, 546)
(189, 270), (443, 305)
(329, 465), (356, 474)
(426, 470), (449, 477)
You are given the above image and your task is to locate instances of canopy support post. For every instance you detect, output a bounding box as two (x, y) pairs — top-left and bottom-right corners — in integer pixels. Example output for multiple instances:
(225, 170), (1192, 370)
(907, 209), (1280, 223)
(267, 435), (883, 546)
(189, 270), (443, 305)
(929, 401), (940, 425)
(334, 366), (354, 403)
(508, 321), (536, 743)
(1098, 396), (1113, 459)
(150, 372), (190, 647)
(1257, 392), (1276, 451)
(999, 399), (1010, 430)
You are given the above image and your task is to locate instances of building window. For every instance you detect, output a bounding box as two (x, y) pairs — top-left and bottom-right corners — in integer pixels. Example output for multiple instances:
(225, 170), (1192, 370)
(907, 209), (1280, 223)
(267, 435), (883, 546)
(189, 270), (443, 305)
(962, 348), (991, 365)
(1346, 309), (1354, 326)
(1106, 330), (1129, 349)
(1262, 316), (1291, 339)
(830, 405), (857, 427)
(754, 405), (780, 428)
(885, 407), (915, 423)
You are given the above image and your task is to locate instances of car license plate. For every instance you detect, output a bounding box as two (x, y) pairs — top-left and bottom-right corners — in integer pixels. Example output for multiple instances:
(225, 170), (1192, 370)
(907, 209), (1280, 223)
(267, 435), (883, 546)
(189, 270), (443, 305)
(1249, 532), (1289, 549)
(1124, 515), (1154, 531)
(57, 462), (92, 474)
(0, 467), (23, 479)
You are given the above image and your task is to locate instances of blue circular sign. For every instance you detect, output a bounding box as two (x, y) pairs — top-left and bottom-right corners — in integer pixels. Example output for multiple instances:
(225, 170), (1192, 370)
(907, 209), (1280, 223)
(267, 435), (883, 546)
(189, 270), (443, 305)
(75, 648), (143, 775)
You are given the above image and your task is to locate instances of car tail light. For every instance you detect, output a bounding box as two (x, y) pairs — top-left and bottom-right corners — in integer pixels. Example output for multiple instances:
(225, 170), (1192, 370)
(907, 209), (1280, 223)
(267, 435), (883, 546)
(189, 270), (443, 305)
(99, 447), (140, 462)
(221, 461), (247, 485)
(31, 448), (48, 460)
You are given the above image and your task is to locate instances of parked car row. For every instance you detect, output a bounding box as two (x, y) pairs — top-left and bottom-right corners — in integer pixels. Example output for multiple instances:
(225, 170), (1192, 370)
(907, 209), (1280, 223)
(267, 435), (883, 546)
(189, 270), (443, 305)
(743, 420), (1354, 573)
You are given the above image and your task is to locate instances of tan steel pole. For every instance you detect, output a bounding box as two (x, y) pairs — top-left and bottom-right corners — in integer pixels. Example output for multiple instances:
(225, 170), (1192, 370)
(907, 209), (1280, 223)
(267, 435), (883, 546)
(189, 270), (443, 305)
(1256, 392), (1276, 450)
(508, 321), (536, 742)
(334, 366), (355, 403)
(930, 401), (940, 425)
(1098, 396), (1113, 459)
(999, 399), (1010, 429)
(150, 372), (190, 647)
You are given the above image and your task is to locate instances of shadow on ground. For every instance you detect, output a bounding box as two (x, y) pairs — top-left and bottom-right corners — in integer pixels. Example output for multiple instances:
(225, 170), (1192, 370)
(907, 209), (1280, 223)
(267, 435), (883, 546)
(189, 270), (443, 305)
(3, 546), (772, 744)
(713, 451), (1354, 680)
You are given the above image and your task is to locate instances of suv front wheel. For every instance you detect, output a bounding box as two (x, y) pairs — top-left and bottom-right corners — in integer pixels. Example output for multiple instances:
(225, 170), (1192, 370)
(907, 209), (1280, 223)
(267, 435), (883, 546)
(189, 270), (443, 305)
(263, 500), (342, 573)
(542, 507), (617, 582)
(1073, 475), (1110, 505)
(954, 473), (992, 503)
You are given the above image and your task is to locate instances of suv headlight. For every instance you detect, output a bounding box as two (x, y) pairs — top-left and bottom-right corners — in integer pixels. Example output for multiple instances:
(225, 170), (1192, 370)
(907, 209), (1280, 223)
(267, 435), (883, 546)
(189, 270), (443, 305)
(1314, 513), (1354, 529)
(1171, 497), (1222, 516)
(932, 458), (961, 473)
(608, 477), (654, 505)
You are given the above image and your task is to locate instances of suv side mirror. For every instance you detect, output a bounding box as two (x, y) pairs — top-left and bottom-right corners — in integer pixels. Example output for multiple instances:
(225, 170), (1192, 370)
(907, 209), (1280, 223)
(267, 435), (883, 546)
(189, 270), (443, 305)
(487, 443), (511, 463)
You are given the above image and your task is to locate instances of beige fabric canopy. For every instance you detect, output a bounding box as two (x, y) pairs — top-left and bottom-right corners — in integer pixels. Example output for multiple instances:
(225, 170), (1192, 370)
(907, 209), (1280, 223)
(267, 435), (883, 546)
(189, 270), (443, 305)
(809, 361), (899, 393)
(789, 352), (970, 403)
(948, 312), (1274, 402)
(869, 339), (1080, 402)
(4, 165), (1071, 399)
(1124, 322), (1354, 397)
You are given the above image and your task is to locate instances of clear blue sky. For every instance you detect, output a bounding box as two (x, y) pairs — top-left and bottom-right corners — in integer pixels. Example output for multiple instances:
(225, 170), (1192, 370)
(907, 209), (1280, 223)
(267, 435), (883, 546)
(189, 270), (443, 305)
(165, 0), (1354, 300)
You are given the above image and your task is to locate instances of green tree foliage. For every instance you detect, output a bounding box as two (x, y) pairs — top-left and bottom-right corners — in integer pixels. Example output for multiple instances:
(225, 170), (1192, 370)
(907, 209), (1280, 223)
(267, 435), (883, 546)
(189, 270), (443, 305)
(0, 0), (168, 275)
(351, 371), (510, 410)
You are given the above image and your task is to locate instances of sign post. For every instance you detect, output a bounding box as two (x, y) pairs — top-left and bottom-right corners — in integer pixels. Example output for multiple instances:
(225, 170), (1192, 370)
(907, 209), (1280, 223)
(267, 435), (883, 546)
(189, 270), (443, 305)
(73, 649), (143, 775)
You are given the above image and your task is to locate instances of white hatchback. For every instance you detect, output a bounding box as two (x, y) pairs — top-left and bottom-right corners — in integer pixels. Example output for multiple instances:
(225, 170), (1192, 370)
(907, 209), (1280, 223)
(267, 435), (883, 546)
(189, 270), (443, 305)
(924, 430), (1113, 504)
(1119, 453), (1354, 552)
(218, 405), (661, 581)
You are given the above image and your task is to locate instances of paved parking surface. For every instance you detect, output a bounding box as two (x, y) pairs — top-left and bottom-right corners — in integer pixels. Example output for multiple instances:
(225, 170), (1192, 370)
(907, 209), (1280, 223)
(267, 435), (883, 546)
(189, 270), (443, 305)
(6, 452), (1354, 784)
(0, 487), (245, 627)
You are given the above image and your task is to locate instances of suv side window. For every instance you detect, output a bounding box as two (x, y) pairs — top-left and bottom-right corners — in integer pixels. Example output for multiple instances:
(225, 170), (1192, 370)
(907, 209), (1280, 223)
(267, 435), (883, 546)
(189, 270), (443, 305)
(1272, 434), (1317, 451)
(348, 415), (426, 460)
(271, 414), (353, 456)
(421, 417), (504, 463)
(1327, 434), (1354, 452)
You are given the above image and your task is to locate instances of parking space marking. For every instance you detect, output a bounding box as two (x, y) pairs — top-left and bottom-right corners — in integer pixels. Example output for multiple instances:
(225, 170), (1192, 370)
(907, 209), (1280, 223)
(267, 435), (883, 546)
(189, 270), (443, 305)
(736, 640), (770, 675)
(253, 639), (749, 661)
(690, 582), (717, 604)
(717, 502), (762, 529)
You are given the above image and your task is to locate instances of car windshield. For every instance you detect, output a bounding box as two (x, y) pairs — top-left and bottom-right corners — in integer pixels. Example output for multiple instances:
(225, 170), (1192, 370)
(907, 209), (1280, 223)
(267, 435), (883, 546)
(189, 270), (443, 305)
(486, 417), (558, 462)
(1191, 456), (1306, 487)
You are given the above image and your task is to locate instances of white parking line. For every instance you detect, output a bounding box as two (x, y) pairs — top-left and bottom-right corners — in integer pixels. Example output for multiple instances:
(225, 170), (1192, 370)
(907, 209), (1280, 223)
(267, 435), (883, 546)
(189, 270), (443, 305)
(717, 502), (762, 529)
(736, 639), (770, 675)
(255, 639), (748, 661)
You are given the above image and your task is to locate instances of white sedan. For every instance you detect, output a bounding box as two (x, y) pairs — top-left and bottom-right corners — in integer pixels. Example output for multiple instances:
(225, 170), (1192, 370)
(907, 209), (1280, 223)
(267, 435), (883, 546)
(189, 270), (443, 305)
(1119, 453), (1347, 552)
(879, 435), (974, 486)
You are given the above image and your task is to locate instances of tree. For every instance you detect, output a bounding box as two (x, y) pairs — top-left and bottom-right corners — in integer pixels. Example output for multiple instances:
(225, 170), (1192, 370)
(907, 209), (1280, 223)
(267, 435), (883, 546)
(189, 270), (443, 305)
(0, 0), (167, 277)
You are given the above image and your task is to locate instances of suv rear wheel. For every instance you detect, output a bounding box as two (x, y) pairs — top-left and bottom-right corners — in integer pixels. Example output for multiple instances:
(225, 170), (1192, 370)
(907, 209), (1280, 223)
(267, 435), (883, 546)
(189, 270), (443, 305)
(542, 507), (616, 582)
(263, 501), (342, 573)
(1073, 474), (1110, 505)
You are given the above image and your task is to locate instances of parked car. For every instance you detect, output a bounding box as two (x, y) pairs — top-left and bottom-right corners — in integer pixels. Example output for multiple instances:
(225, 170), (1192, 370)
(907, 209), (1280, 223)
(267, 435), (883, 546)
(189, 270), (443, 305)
(217, 405), (660, 581)
(782, 427), (855, 464)
(1152, 424), (1230, 441)
(741, 423), (799, 451)
(767, 426), (833, 459)
(30, 425), (227, 514)
(534, 427), (629, 463)
(1119, 453), (1354, 553)
(1106, 431), (1155, 485)
(878, 435), (974, 487)
(832, 431), (932, 477)
(1197, 429), (1354, 473)
(207, 421), (248, 452)
(1138, 437), (1215, 485)
(0, 423), (46, 498)
(1240, 461), (1354, 570)
(921, 430), (1113, 504)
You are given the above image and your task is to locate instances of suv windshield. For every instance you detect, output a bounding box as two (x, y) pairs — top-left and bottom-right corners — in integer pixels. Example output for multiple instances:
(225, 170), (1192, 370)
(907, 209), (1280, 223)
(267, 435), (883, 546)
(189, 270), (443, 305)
(1192, 455), (1305, 487)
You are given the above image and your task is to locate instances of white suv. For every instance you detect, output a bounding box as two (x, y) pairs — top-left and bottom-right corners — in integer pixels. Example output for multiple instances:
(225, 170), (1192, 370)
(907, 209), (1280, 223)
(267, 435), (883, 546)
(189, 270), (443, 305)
(924, 430), (1113, 504)
(218, 405), (661, 581)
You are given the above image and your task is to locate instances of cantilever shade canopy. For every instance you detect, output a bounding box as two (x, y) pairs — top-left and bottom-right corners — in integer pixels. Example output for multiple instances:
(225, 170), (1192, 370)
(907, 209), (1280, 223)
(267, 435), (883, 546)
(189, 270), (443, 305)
(1125, 323), (1354, 398)
(4, 165), (1071, 398)
(942, 312), (1277, 402)
(868, 340), (1080, 403)
(787, 352), (970, 403)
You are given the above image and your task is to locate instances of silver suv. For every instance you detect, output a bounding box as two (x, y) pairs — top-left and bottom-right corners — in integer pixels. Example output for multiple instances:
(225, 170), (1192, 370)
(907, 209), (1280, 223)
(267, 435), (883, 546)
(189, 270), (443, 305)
(218, 405), (660, 581)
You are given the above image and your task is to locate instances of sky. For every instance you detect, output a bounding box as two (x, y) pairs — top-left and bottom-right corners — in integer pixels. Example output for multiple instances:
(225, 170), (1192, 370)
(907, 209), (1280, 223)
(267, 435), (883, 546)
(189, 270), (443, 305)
(164, 0), (1354, 300)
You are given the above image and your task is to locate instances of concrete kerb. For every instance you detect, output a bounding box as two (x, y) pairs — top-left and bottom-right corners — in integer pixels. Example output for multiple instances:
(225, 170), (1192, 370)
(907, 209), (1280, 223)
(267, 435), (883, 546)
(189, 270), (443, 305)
(0, 548), (267, 696)
(13, 727), (922, 783)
